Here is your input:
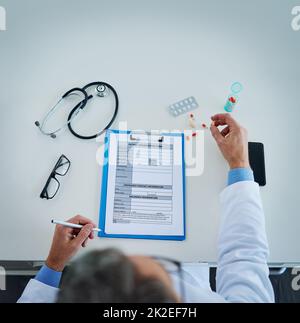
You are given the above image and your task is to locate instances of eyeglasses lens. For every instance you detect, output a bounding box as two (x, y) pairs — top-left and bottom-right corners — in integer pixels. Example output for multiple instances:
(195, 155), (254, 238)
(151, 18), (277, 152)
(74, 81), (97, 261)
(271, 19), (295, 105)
(46, 177), (60, 199)
(55, 157), (70, 176)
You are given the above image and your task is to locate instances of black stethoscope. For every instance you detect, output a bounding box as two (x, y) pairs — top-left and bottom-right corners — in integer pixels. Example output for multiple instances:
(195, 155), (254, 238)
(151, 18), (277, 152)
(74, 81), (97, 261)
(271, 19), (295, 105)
(35, 82), (119, 140)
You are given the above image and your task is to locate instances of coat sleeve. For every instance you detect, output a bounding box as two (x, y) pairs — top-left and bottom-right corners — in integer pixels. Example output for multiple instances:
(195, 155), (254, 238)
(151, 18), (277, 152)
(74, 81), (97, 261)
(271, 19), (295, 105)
(216, 181), (275, 303)
(17, 279), (58, 303)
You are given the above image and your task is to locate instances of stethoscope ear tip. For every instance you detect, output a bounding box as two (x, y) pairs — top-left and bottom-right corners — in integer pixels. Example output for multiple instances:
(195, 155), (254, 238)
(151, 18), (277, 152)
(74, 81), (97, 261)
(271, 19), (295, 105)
(50, 134), (57, 139)
(35, 121), (40, 127)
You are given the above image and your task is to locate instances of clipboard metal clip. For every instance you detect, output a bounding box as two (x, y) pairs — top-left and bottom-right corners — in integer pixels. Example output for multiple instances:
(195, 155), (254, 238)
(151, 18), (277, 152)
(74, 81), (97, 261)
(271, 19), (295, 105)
(130, 133), (164, 143)
(130, 134), (139, 141)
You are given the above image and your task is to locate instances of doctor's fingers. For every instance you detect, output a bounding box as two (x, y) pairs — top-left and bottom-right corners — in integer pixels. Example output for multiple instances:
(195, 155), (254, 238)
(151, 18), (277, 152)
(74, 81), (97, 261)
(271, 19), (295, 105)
(71, 228), (94, 240)
(210, 124), (225, 144)
(71, 224), (94, 247)
(67, 233), (94, 244)
(220, 126), (230, 137)
(67, 215), (96, 227)
(82, 238), (89, 248)
(211, 114), (239, 128)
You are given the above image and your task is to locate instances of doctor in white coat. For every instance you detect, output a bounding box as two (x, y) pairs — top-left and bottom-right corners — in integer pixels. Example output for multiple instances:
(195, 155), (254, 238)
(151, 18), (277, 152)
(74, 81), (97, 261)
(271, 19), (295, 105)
(18, 114), (274, 303)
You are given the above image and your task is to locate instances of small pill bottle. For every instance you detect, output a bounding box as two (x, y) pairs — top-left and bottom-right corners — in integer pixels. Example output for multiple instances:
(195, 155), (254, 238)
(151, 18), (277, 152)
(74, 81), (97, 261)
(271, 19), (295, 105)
(224, 82), (243, 113)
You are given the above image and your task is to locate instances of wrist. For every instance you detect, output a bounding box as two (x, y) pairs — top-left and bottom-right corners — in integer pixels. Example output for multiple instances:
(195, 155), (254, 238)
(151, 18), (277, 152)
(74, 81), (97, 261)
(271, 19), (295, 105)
(229, 160), (250, 170)
(46, 256), (65, 272)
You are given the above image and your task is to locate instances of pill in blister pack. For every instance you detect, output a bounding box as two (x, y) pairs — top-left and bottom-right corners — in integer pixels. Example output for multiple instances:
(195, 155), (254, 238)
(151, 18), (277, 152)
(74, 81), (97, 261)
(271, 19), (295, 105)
(169, 96), (199, 117)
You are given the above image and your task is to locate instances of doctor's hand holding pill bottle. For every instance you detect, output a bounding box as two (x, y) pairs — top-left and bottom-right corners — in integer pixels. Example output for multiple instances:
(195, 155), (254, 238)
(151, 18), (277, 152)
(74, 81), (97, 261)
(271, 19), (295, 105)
(46, 215), (96, 272)
(210, 114), (250, 170)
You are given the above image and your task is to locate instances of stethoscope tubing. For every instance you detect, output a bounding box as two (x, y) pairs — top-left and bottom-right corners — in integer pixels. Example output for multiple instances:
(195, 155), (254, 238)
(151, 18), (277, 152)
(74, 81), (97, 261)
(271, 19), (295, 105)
(36, 83), (118, 140)
(67, 82), (119, 140)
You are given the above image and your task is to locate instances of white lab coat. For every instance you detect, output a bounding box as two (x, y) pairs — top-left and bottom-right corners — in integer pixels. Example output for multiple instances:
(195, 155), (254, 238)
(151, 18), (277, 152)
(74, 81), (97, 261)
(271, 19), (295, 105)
(18, 181), (274, 303)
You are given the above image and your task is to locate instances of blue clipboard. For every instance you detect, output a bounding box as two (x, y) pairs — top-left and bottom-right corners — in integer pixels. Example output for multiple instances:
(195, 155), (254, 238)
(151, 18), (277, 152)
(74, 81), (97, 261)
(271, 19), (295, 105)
(98, 130), (186, 241)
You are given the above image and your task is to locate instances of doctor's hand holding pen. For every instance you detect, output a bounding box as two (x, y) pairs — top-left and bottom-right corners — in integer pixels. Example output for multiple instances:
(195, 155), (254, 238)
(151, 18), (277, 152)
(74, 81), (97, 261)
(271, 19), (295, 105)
(46, 215), (96, 272)
(210, 113), (250, 169)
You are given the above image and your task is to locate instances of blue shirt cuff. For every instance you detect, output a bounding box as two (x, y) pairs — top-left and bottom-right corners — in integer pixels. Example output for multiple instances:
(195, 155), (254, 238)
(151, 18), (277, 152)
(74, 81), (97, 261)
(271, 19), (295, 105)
(35, 264), (62, 288)
(228, 168), (254, 186)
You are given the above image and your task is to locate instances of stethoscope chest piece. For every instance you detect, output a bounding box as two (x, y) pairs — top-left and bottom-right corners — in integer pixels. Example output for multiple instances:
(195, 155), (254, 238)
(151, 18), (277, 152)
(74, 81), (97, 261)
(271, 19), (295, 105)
(96, 84), (109, 97)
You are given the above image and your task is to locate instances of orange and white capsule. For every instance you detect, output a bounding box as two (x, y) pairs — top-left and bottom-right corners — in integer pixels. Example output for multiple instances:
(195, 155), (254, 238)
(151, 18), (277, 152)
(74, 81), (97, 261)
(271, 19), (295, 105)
(188, 113), (197, 129)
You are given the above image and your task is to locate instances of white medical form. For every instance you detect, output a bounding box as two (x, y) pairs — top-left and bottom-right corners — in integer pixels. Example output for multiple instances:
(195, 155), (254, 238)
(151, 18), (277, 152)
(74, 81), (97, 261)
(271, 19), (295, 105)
(98, 131), (186, 241)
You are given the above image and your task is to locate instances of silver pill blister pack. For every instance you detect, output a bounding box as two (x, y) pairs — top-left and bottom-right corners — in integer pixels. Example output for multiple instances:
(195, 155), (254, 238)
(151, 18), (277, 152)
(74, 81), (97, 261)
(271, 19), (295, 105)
(169, 96), (199, 117)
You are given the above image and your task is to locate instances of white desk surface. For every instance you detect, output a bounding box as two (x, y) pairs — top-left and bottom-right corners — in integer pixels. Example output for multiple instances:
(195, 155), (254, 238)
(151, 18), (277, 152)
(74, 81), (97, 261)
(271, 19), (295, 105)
(0, 0), (299, 263)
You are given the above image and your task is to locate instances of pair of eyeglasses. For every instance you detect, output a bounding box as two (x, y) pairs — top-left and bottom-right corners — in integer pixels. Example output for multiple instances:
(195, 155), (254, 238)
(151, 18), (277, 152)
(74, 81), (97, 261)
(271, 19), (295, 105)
(40, 155), (71, 200)
(152, 256), (186, 302)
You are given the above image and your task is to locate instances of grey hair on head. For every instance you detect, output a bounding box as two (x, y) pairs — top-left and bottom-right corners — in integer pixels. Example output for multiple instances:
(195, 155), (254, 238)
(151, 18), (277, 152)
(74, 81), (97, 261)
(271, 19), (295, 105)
(56, 248), (177, 303)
